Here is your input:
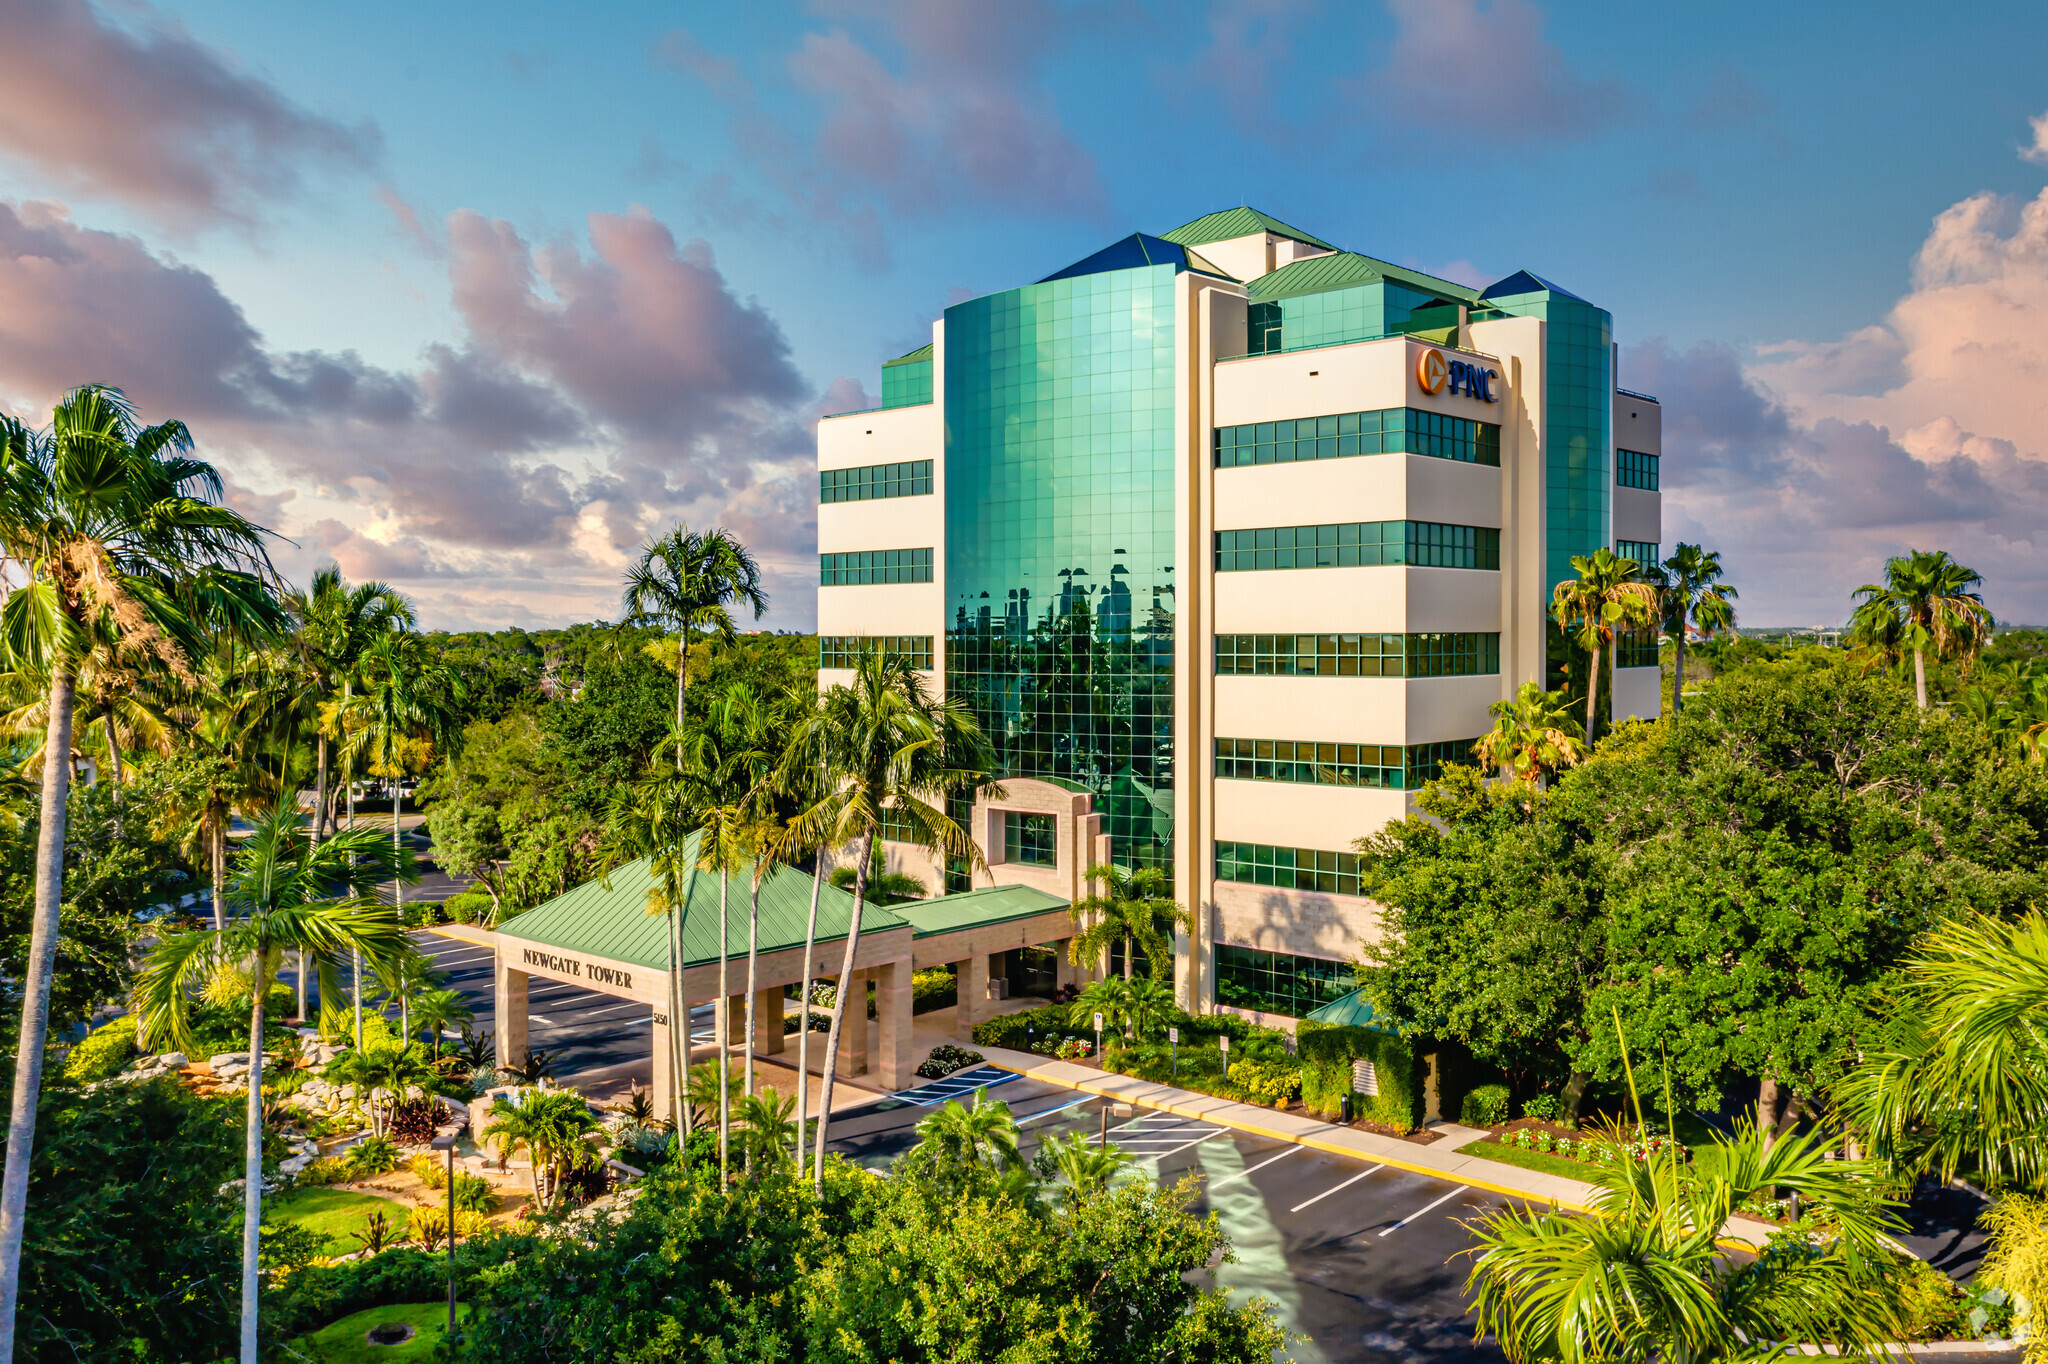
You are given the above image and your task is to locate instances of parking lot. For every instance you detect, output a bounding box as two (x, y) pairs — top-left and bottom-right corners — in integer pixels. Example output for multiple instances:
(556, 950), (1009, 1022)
(827, 1068), (1512, 1364)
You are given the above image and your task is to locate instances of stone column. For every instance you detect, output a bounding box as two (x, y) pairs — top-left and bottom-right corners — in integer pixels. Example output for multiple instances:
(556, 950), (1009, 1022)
(836, 969), (871, 1078)
(713, 993), (747, 1056)
(754, 986), (785, 1057)
(494, 959), (528, 1070)
(650, 1014), (675, 1118)
(876, 957), (916, 1090)
(957, 954), (990, 1043)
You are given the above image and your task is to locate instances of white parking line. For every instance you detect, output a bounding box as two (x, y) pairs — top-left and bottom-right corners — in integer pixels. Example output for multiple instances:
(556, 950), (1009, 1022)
(1379, 1185), (1469, 1236)
(1205, 1146), (1301, 1189)
(1138, 1130), (1230, 1163)
(1015, 1097), (1093, 1126)
(1290, 1164), (1386, 1214)
(558, 1001), (647, 1021)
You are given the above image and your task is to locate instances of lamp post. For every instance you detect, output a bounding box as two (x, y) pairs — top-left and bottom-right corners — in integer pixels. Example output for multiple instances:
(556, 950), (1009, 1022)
(431, 1133), (458, 1338)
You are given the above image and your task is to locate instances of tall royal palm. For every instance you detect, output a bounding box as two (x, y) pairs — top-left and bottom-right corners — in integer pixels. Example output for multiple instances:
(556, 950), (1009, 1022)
(133, 805), (409, 1363)
(785, 649), (997, 1189)
(1655, 544), (1737, 715)
(285, 567), (415, 839)
(779, 681), (836, 1175)
(1474, 682), (1586, 786)
(1069, 863), (1192, 983)
(1849, 548), (1993, 710)
(0, 385), (281, 1357)
(621, 525), (767, 767)
(1551, 547), (1661, 744)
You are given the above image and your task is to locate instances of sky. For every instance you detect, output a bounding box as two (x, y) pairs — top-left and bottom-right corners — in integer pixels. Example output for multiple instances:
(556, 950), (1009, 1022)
(2, 0), (2046, 631)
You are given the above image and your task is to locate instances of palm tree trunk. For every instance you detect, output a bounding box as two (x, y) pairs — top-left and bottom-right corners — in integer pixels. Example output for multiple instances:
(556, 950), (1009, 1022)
(1585, 641), (1604, 744)
(103, 714), (124, 788)
(314, 733), (330, 840)
(813, 829), (875, 1191)
(794, 848), (826, 1176)
(0, 662), (78, 1358)
(238, 979), (267, 1363)
(1914, 649), (1929, 710)
(665, 899), (689, 1161)
(393, 786), (403, 924)
(1671, 628), (1688, 716)
(744, 868), (762, 1104)
(674, 643), (687, 772)
(353, 949), (364, 1050)
(716, 860), (731, 1183)
(1123, 930), (1133, 980)
(211, 801), (228, 931)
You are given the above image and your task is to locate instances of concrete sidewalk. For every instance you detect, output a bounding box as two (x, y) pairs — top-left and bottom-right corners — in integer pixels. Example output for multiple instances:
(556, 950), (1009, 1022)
(975, 1044), (1778, 1247)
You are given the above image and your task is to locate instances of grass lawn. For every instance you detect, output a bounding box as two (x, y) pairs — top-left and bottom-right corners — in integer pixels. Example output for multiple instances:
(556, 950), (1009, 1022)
(300, 1302), (451, 1363)
(1472, 1139), (1609, 1183)
(268, 1186), (407, 1256)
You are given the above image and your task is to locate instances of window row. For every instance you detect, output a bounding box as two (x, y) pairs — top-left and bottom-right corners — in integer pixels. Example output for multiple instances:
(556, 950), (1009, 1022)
(1214, 840), (1363, 897)
(1213, 736), (1481, 790)
(1215, 522), (1499, 572)
(820, 459), (933, 503)
(817, 635), (934, 670)
(1615, 627), (1660, 670)
(1004, 810), (1057, 867)
(1215, 632), (1499, 678)
(1616, 448), (1659, 491)
(819, 548), (933, 586)
(1214, 408), (1500, 469)
(1615, 540), (1659, 567)
(1215, 944), (1354, 1019)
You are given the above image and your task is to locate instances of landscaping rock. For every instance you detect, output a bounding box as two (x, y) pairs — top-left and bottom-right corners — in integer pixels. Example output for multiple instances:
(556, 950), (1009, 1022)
(207, 1053), (249, 1071)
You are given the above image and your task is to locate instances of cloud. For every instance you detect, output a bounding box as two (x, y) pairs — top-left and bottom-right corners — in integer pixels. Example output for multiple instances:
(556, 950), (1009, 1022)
(0, 0), (377, 229)
(0, 198), (823, 631)
(2023, 111), (2048, 166)
(1355, 0), (1629, 147)
(656, 8), (1106, 268)
(1179, 0), (1317, 135)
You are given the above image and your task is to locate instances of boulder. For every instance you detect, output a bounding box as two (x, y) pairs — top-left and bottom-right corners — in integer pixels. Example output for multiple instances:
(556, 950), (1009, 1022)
(207, 1053), (249, 1070)
(159, 1052), (188, 1071)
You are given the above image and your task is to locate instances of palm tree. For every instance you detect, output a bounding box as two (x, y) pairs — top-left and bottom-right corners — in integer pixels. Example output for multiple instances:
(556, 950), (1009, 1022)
(736, 1091), (796, 1176)
(1551, 547), (1661, 743)
(621, 525), (768, 765)
(1466, 1114), (1903, 1362)
(0, 385), (281, 1358)
(910, 1091), (1024, 1183)
(685, 1059), (740, 1132)
(604, 769), (703, 1154)
(480, 1089), (602, 1208)
(780, 682), (836, 1177)
(1837, 912), (2048, 1191)
(1474, 683), (1587, 786)
(332, 1041), (437, 1137)
(378, 951), (440, 1048)
(1071, 977), (1136, 1040)
(784, 649), (998, 1190)
(284, 567), (415, 840)
(1655, 544), (1738, 714)
(1039, 1129), (1130, 1207)
(131, 804), (409, 1363)
(412, 988), (474, 1059)
(828, 845), (928, 905)
(1850, 549), (1994, 709)
(1069, 863), (1191, 982)
(1123, 974), (1175, 1042)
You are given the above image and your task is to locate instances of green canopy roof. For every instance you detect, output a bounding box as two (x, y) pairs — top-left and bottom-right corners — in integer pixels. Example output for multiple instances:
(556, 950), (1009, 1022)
(891, 884), (1069, 938)
(1160, 207), (1338, 252)
(497, 832), (908, 972)
(1248, 251), (1482, 305)
(1304, 986), (1386, 1030)
(883, 343), (932, 367)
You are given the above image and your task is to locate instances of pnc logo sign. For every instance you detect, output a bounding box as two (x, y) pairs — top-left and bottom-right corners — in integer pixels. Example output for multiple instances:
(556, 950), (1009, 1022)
(1416, 348), (1500, 404)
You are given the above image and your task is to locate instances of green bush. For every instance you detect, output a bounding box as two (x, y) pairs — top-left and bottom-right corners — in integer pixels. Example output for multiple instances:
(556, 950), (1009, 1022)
(911, 968), (956, 1014)
(1297, 1022), (1421, 1132)
(1224, 1056), (1299, 1107)
(971, 1004), (1071, 1050)
(441, 890), (496, 925)
(298, 1157), (348, 1186)
(1894, 1257), (1965, 1340)
(1460, 1084), (1512, 1127)
(62, 1015), (139, 1084)
(1520, 1093), (1561, 1122)
(345, 1136), (399, 1176)
(265, 1245), (488, 1339)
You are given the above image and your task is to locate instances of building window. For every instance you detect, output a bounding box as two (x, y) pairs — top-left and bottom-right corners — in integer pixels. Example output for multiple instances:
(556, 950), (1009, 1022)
(1216, 633), (1499, 678)
(1614, 626), (1660, 669)
(1214, 522), (1499, 572)
(1214, 841), (1362, 896)
(818, 636), (934, 670)
(878, 806), (918, 843)
(1617, 449), (1659, 491)
(1214, 408), (1500, 469)
(881, 350), (933, 408)
(1615, 540), (1659, 568)
(1213, 737), (1482, 790)
(820, 548), (933, 586)
(1003, 811), (1057, 867)
(1247, 300), (1283, 355)
(820, 459), (933, 504)
(1214, 944), (1353, 1018)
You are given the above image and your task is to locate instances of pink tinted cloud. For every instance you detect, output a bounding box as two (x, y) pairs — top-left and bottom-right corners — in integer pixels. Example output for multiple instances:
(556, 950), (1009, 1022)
(0, 0), (377, 228)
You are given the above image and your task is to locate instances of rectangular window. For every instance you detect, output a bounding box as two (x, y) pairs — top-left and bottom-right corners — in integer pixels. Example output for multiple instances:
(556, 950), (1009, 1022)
(1214, 840), (1363, 896)
(878, 807), (918, 843)
(819, 547), (933, 586)
(820, 459), (933, 503)
(1213, 736), (1482, 790)
(1616, 449), (1659, 491)
(1615, 540), (1659, 568)
(1214, 633), (1499, 678)
(1213, 407), (1501, 469)
(1214, 523), (1499, 572)
(1614, 626), (1660, 669)
(818, 636), (935, 670)
(1003, 811), (1057, 867)
(1214, 943), (1353, 1018)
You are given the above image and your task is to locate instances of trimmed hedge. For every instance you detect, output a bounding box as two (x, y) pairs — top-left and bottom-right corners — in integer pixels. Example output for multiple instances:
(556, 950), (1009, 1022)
(1460, 1083), (1511, 1127)
(440, 890), (496, 925)
(62, 1015), (139, 1084)
(1297, 1021), (1422, 1133)
(911, 968), (956, 1015)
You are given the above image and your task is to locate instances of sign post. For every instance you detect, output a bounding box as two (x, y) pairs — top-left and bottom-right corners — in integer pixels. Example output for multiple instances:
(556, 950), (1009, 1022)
(1168, 1026), (1178, 1082)
(1093, 1011), (1103, 1061)
(1219, 1032), (1230, 1081)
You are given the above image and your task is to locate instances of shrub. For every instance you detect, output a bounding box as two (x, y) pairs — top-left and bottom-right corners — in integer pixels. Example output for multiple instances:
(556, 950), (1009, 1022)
(971, 1004), (1069, 1050)
(1520, 1093), (1561, 1122)
(404, 1204), (491, 1246)
(410, 1152), (445, 1188)
(911, 968), (956, 1014)
(298, 1157), (348, 1186)
(1224, 1056), (1299, 1108)
(1893, 1256), (1965, 1341)
(61, 1016), (139, 1084)
(265, 1245), (487, 1339)
(344, 1135), (399, 1176)
(1296, 1022), (1421, 1132)
(916, 1044), (983, 1079)
(613, 1125), (675, 1169)
(442, 890), (496, 925)
(387, 1100), (440, 1146)
(1460, 1084), (1511, 1127)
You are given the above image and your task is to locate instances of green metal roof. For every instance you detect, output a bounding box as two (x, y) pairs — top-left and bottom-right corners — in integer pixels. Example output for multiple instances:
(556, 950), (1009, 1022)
(497, 833), (908, 972)
(1304, 986), (1386, 1030)
(1159, 207), (1338, 252)
(883, 343), (932, 368)
(1247, 251), (1482, 305)
(891, 884), (1070, 938)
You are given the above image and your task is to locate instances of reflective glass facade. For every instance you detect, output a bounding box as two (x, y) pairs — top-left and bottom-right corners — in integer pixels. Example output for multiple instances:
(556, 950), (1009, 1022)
(1215, 522), (1500, 572)
(1213, 737), (1482, 790)
(1246, 281), (1449, 356)
(881, 350), (933, 409)
(944, 263), (1179, 869)
(1215, 943), (1352, 1018)
(1003, 810), (1057, 866)
(821, 459), (932, 503)
(1214, 408), (1499, 468)
(1215, 632), (1499, 677)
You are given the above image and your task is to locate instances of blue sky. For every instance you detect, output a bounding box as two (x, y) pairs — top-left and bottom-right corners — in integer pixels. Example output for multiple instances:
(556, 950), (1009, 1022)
(2, 0), (2046, 628)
